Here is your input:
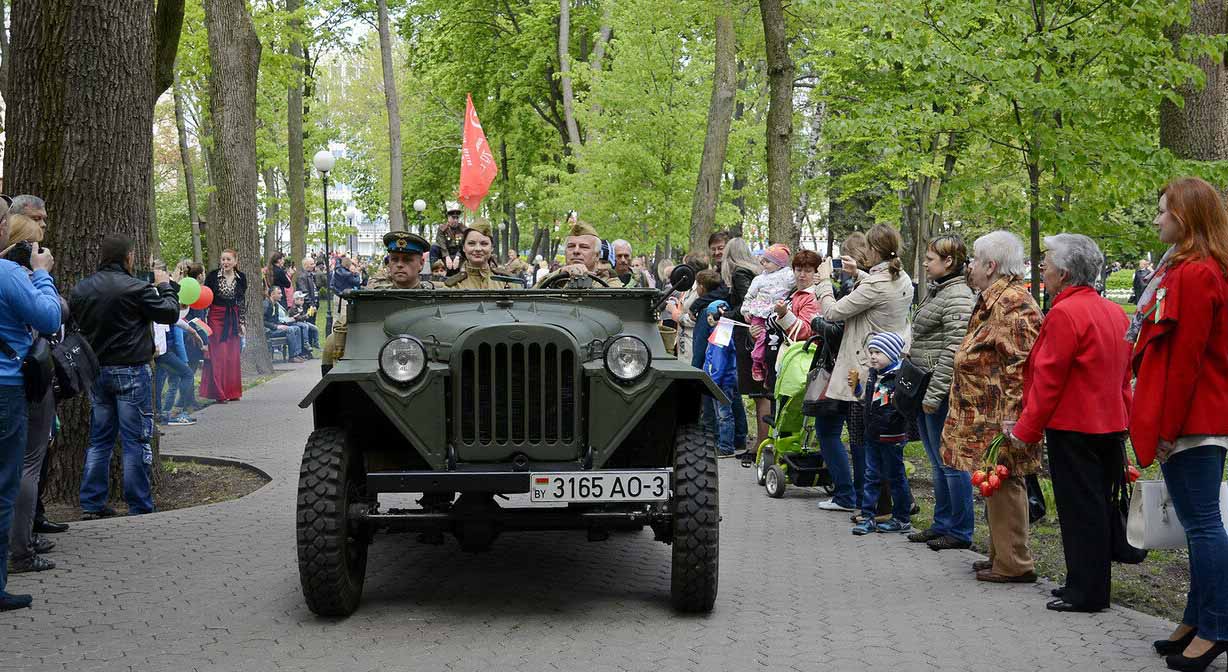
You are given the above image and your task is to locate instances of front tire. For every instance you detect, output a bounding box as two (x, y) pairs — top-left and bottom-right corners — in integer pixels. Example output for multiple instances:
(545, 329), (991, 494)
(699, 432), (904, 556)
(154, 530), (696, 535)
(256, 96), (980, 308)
(756, 443), (773, 486)
(296, 427), (370, 617)
(765, 465), (786, 498)
(671, 423), (719, 613)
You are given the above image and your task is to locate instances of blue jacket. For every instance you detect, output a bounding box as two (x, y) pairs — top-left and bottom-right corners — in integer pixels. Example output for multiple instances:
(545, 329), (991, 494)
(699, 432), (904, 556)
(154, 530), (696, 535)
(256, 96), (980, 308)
(0, 262), (62, 386)
(331, 266), (362, 294)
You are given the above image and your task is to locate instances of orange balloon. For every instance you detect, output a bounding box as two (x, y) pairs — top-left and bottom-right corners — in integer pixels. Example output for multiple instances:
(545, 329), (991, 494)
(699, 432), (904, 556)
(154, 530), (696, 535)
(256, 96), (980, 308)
(191, 285), (214, 310)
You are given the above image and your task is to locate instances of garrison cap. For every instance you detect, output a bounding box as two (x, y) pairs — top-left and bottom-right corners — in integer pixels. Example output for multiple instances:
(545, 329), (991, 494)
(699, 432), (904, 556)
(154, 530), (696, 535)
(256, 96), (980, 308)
(568, 221), (599, 238)
(463, 218), (493, 240)
(383, 230), (429, 255)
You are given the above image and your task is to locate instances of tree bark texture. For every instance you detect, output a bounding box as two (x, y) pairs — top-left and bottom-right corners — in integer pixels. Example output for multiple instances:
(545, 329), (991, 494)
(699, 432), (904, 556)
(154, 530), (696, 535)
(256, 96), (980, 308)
(376, 0), (406, 232)
(689, 12), (736, 254)
(5, 0), (184, 502)
(203, 0), (273, 375)
(262, 167), (281, 258)
(286, 0), (308, 260)
(1160, 0), (1228, 163)
(759, 0), (796, 247)
(173, 73), (204, 263)
(558, 0), (583, 153)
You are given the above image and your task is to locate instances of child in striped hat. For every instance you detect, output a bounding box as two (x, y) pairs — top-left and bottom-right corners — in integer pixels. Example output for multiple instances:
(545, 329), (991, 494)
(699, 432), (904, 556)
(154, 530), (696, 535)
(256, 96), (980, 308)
(851, 331), (914, 536)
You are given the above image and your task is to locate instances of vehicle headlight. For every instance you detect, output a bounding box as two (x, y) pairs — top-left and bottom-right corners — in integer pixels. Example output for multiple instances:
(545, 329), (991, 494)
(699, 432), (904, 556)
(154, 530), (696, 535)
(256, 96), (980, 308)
(379, 336), (426, 384)
(604, 335), (651, 383)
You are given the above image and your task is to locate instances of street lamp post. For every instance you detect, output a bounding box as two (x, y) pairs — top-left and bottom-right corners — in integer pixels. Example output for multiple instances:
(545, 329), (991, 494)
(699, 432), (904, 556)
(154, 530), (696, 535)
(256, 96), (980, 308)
(313, 149), (337, 335)
(413, 199), (427, 237)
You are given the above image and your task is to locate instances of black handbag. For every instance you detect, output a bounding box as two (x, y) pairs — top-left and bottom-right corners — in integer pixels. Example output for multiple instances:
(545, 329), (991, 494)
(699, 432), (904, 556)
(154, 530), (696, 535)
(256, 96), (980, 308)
(50, 321), (99, 401)
(892, 356), (932, 418)
(0, 332), (53, 401)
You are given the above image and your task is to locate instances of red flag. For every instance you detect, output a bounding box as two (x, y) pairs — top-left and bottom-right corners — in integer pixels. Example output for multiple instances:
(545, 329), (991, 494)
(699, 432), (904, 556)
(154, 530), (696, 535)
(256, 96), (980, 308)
(457, 93), (498, 211)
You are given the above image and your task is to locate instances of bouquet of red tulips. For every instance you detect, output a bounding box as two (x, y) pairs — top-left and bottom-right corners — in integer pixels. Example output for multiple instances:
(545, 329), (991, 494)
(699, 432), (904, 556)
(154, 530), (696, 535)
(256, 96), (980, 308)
(970, 433), (1010, 498)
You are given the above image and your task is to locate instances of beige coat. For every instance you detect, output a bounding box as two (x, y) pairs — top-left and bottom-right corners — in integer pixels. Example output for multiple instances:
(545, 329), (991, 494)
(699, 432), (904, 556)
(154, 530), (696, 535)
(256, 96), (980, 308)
(813, 262), (913, 402)
(444, 263), (513, 290)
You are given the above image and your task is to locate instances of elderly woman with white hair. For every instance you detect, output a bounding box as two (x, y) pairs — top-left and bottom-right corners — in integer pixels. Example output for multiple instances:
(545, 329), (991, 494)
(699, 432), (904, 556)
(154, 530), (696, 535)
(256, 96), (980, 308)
(942, 230), (1044, 584)
(1005, 233), (1133, 612)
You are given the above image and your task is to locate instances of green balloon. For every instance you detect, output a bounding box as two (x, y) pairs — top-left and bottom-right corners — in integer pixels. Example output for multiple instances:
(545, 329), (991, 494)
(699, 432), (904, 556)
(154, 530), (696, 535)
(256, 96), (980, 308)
(178, 277), (201, 305)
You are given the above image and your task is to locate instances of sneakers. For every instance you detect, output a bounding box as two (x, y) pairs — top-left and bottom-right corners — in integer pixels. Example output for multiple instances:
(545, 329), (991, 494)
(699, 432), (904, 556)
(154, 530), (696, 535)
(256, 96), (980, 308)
(82, 505), (120, 520)
(876, 518), (913, 533)
(818, 498), (855, 512)
(717, 448), (737, 459)
(851, 518), (878, 535)
(32, 534), (55, 554)
(8, 554), (56, 574)
(166, 413), (197, 426)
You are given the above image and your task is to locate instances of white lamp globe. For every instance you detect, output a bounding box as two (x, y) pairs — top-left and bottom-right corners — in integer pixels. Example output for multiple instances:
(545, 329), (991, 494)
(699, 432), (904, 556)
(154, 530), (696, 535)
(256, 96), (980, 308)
(413, 199), (427, 213)
(312, 149), (336, 173)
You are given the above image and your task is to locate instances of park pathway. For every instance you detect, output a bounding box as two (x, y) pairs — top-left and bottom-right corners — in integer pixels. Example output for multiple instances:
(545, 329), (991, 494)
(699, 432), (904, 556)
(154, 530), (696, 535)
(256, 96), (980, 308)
(3, 363), (1179, 671)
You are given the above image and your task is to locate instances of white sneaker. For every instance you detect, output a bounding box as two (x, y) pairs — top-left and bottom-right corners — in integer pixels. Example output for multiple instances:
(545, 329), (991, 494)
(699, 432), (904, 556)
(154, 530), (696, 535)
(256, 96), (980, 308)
(818, 498), (855, 512)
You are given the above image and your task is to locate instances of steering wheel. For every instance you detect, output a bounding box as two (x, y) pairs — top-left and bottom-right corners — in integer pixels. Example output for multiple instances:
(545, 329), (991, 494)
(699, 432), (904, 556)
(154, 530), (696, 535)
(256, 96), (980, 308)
(535, 271), (611, 289)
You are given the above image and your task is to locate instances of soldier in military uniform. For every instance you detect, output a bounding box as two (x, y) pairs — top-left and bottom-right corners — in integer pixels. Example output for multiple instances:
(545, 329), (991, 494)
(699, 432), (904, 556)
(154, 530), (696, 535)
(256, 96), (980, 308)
(611, 239), (651, 288)
(499, 248), (532, 282)
(323, 230), (431, 370)
(444, 219), (514, 290)
(430, 201), (466, 276)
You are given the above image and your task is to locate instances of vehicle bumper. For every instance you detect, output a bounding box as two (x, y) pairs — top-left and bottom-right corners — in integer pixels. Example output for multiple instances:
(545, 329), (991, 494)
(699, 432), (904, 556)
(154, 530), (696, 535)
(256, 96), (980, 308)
(367, 470), (530, 494)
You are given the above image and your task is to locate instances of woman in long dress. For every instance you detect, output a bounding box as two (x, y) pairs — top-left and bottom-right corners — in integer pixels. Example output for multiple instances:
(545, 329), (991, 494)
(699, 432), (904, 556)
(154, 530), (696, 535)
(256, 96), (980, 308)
(200, 249), (247, 402)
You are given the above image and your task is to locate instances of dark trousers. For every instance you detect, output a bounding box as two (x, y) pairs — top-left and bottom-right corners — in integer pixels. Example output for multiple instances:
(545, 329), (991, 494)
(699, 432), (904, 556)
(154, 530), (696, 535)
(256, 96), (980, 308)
(1046, 429), (1122, 610)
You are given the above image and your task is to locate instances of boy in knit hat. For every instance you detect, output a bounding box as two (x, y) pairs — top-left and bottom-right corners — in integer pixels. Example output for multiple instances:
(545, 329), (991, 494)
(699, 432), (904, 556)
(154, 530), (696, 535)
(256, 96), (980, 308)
(740, 243), (794, 381)
(851, 331), (914, 535)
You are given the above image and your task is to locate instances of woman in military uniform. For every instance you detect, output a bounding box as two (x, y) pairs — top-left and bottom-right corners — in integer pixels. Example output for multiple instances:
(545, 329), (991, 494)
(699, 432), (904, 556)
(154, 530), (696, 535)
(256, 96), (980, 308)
(445, 219), (514, 290)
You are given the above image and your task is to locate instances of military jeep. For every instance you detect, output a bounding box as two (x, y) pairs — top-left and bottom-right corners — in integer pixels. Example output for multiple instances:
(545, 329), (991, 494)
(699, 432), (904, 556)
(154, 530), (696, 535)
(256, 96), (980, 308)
(295, 269), (723, 617)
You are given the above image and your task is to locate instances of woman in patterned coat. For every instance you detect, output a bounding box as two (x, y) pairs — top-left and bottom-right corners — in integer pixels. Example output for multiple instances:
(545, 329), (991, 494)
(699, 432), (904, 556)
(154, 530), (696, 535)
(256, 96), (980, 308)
(941, 231), (1043, 584)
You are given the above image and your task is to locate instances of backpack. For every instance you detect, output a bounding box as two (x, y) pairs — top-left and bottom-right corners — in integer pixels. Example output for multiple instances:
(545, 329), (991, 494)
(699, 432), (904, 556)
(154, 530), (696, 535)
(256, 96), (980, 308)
(50, 320), (99, 401)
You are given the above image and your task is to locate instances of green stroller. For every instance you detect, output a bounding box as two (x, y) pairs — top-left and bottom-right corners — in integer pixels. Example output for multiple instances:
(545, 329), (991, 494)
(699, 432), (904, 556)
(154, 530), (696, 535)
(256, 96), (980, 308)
(750, 338), (833, 498)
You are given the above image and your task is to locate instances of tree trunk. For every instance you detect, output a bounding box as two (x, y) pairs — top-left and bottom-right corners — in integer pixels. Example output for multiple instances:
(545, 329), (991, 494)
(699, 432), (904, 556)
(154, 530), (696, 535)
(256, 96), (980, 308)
(500, 139), (518, 250)
(173, 73), (204, 263)
(262, 166), (281, 257)
(759, 0), (795, 247)
(203, 0), (272, 375)
(557, 0), (582, 153)
(689, 12), (736, 254)
(1027, 158), (1043, 303)
(286, 0), (308, 260)
(1160, 0), (1228, 164)
(376, 0), (406, 232)
(5, 0), (183, 502)
(148, 166), (162, 262)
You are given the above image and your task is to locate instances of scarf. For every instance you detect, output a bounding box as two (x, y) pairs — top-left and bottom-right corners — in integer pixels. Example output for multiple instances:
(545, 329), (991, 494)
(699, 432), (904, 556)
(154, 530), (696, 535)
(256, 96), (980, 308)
(1125, 246), (1174, 344)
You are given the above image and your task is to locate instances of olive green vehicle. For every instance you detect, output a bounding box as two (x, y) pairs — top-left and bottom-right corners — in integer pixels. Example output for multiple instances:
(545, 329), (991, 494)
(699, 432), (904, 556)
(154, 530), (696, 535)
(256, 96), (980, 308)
(295, 268), (723, 617)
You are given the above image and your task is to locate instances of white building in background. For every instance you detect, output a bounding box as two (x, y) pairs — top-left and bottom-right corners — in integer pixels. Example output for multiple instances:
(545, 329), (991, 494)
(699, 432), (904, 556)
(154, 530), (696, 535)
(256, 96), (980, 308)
(347, 211), (389, 259)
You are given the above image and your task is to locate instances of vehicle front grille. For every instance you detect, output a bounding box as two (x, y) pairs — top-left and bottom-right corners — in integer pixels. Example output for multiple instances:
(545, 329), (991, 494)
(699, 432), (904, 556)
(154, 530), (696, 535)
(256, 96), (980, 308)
(457, 340), (577, 448)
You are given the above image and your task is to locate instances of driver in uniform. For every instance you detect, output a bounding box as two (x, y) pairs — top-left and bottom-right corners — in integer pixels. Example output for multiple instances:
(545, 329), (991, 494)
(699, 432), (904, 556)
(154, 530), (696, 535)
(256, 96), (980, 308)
(322, 230), (430, 371)
(535, 221), (603, 287)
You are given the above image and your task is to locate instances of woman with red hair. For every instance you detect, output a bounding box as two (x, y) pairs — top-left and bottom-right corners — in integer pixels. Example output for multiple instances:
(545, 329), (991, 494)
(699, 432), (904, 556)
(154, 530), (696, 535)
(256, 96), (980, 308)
(1131, 177), (1228, 670)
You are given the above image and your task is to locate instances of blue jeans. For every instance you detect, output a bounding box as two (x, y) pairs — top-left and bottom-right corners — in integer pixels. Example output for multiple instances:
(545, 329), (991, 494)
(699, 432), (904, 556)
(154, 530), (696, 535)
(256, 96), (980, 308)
(917, 400), (974, 542)
(272, 325), (304, 358)
(862, 440), (912, 522)
(298, 321), (320, 349)
(0, 384), (28, 594)
(815, 412), (856, 508)
(714, 387), (747, 454)
(1161, 445), (1228, 639)
(701, 396), (716, 438)
(155, 352), (195, 416)
(80, 365), (155, 515)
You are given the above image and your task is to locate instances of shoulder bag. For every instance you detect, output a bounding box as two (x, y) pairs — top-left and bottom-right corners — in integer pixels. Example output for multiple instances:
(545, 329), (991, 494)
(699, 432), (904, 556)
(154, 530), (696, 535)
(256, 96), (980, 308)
(892, 356), (933, 418)
(50, 320), (100, 401)
(0, 332), (53, 401)
(1126, 478), (1228, 550)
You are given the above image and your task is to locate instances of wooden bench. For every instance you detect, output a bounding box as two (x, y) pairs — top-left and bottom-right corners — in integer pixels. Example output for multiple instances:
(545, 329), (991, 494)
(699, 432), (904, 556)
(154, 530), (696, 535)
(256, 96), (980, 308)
(267, 333), (290, 361)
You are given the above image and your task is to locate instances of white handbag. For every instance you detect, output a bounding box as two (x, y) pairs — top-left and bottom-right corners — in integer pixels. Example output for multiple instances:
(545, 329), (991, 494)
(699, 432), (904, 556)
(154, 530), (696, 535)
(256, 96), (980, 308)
(1126, 479), (1228, 550)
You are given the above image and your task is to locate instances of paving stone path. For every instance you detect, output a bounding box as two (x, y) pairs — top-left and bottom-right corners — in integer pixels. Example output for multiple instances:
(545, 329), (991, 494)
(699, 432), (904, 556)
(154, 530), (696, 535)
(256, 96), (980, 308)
(3, 363), (1181, 671)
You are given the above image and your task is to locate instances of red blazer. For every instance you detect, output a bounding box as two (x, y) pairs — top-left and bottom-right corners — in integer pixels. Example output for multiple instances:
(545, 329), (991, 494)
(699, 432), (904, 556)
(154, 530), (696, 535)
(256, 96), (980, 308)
(1014, 286), (1132, 444)
(1130, 257), (1228, 466)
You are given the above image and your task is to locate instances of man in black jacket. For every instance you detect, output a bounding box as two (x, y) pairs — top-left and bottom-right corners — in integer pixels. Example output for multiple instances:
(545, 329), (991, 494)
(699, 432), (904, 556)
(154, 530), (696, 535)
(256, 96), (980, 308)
(69, 235), (179, 518)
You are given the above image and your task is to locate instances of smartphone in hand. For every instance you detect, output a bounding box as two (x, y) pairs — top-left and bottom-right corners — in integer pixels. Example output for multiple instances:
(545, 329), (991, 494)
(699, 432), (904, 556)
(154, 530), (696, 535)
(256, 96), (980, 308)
(832, 258), (843, 271)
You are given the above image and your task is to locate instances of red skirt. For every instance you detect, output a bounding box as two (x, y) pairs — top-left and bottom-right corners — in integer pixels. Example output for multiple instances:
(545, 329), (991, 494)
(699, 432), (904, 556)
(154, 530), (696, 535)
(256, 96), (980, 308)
(200, 304), (243, 401)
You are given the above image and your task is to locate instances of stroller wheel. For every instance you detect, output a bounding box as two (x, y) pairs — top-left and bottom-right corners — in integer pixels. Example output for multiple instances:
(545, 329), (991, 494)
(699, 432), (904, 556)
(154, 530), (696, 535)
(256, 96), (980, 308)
(765, 465), (787, 498)
(756, 447), (774, 486)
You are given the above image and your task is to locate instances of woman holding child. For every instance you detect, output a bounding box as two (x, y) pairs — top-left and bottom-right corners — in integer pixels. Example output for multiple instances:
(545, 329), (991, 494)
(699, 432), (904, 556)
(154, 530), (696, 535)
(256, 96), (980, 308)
(942, 231), (1043, 584)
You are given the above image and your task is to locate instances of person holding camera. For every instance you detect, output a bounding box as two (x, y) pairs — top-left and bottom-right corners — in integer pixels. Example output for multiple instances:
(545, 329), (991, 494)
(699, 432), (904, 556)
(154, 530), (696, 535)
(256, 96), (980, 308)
(0, 202), (60, 611)
(70, 235), (180, 518)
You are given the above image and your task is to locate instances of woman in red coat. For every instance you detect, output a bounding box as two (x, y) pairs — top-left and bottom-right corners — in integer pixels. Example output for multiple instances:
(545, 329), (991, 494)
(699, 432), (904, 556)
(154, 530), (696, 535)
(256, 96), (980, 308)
(1130, 177), (1228, 669)
(200, 249), (247, 403)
